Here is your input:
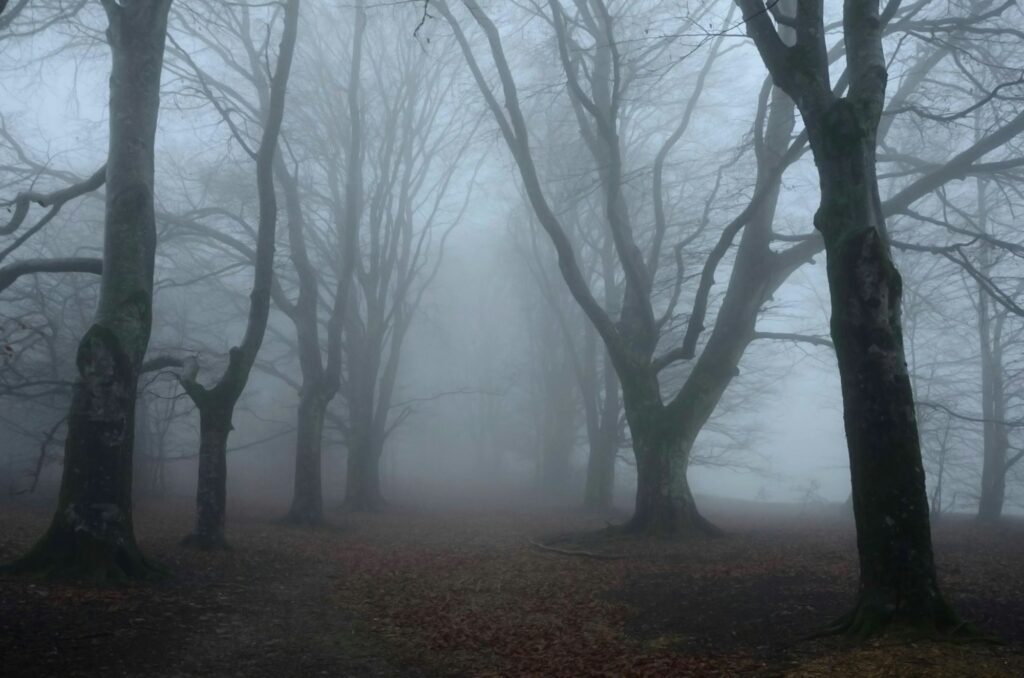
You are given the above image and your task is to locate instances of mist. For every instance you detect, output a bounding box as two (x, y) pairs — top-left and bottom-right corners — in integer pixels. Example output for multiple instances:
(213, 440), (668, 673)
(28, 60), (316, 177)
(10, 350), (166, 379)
(2, 1), (1023, 676)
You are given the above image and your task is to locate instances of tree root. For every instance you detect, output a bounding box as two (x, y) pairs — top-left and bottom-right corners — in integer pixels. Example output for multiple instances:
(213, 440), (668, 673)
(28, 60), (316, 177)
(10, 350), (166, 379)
(3, 525), (162, 584)
(806, 595), (999, 644)
(528, 539), (625, 561)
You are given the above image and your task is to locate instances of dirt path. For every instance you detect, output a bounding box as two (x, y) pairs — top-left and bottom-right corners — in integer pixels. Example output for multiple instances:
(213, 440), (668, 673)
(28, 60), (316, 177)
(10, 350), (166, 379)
(2, 499), (1024, 677)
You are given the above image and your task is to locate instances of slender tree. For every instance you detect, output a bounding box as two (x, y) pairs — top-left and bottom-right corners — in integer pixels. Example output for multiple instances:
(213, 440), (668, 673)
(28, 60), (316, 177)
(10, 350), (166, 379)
(178, 0), (300, 549)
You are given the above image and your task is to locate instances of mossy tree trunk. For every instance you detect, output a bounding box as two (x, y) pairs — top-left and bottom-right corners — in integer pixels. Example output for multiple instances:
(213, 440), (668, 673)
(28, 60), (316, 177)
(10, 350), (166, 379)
(5, 0), (173, 581)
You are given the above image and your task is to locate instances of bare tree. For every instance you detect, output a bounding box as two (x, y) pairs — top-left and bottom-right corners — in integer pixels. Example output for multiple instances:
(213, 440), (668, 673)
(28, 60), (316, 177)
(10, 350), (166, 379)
(737, 0), (970, 637)
(4, 0), (173, 580)
(173, 0), (300, 550)
(336, 12), (474, 511)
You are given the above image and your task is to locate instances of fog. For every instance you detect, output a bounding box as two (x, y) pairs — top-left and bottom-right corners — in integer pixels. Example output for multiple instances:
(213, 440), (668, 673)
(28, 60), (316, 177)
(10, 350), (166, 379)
(2, 1), (1024, 670)
(2, 0), (1022, 516)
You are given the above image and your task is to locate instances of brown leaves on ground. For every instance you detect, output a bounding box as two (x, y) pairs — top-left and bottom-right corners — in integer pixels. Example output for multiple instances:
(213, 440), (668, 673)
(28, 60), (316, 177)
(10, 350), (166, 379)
(1, 497), (1023, 676)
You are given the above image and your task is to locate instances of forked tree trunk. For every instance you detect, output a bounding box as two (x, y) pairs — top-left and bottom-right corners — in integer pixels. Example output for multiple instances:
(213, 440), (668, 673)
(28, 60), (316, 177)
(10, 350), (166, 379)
(620, 375), (717, 536)
(5, 0), (172, 581)
(814, 100), (956, 635)
(287, 388), (328, 524)
(179, 0), (299, 549)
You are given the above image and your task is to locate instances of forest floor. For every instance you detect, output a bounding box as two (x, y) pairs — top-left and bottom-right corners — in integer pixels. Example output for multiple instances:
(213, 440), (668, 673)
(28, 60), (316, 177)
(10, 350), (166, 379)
(1, 496), (1023, 677)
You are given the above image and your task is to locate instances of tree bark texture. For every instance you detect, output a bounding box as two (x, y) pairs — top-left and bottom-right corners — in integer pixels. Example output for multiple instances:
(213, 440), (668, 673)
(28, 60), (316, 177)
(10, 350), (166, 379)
(813, 99), (954, 635)
(181, 404), (232, 550)
(6, 0), (173, 581)
(738, 0), (960, 635)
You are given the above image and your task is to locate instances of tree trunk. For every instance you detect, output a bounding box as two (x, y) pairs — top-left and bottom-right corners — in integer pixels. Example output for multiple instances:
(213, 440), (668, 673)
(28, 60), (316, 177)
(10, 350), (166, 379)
(621, 382), (717, 537)
(179, 0), (299, 548)
(9, 329), (151, 579)
(538, 364), (577, 498)
(343, 435), (384, 511)
(182, 403), (231, 550)
(977, 357), (1009, 521)
(976, 187), (1008, 522)
(583, 432), (617, 510)
(814, 100), (956, 635)
(287, 388), (327, 524)
(627, 423), (716, 536)
(583, 331), (620, 511)
(4, 0), (172, 581)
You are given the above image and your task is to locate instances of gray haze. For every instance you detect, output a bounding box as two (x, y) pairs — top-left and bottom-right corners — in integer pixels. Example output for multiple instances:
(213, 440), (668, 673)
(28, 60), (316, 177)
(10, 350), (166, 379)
(1, 0), (1021, 518)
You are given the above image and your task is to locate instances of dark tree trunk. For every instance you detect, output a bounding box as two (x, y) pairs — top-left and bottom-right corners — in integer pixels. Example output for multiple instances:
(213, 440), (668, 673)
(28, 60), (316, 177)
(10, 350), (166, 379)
(287, 388), (328, 524)
(10, 329), (151, 579)
(5, 0), (172, 581)
(740, 0), (961, 636)
(181, 402), (231, 550)
(813, 100), (955, 635)
(626, 417), (715, 536)
(620, 375), (717, 537)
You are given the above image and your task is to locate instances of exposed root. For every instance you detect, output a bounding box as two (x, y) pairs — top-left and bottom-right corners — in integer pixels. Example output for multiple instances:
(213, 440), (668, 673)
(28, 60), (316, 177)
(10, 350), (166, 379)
(806, 594), (997, 643)
(3, 526), (161, 584)
(528, 539), (625, 561)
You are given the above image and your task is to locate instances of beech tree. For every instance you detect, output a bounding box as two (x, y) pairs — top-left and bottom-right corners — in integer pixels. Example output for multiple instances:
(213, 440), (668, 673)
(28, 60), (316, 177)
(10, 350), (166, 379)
(436, 0), (755, 535)
(171, 0), (300, 549)
(737, 0), (969, 636)
(4, 0), (173, 579)
(335, 15), (475, 511)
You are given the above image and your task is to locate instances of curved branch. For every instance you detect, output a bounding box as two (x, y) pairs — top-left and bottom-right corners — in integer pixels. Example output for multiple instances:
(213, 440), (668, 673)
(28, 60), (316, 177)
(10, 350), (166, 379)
(0, 257), (101, 293)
